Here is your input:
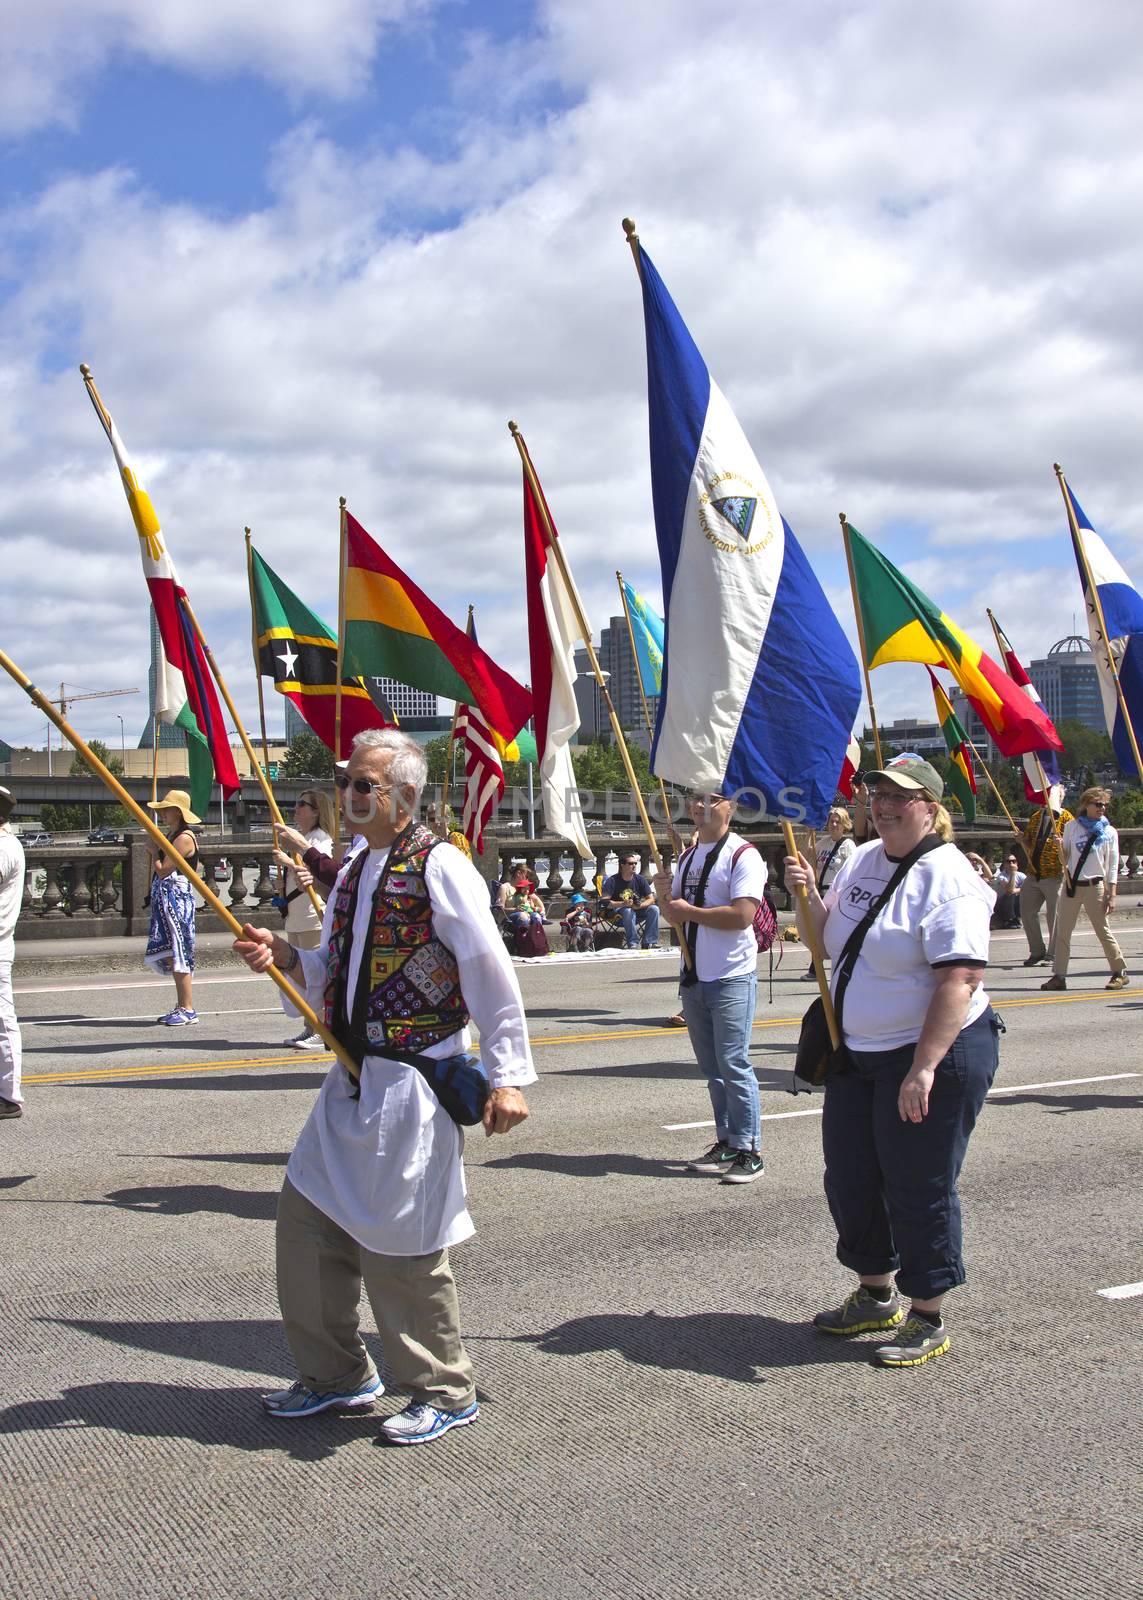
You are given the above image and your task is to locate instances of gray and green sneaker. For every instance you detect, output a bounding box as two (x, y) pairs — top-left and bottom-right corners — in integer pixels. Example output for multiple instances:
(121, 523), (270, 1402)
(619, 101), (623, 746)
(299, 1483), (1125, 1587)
(813, 1285), (904, 1336)
(686, 1139), (738, 1176)
(871, 1314), (950, 1368)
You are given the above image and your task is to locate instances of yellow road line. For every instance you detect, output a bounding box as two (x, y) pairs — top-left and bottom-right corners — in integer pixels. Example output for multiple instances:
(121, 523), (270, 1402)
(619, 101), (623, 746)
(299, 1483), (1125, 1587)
(21, 986), (1142, 1086)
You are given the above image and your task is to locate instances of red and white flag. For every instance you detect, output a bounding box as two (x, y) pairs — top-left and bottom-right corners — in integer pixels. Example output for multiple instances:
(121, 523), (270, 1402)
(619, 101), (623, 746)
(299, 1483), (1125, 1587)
(837, 733), (862, 799)
(453, 615), (508, 855)
(988, 611), (1062, 805)
(518, 436), (594, 861)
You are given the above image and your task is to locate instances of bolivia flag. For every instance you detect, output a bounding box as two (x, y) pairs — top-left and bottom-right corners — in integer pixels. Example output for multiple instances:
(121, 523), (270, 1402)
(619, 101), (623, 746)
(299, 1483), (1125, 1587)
(84, 378), (240, 817)
(928, 669), (976, 823)
(343, 513), (531, 746)
(249, 544), (392, 753)
(848, 524), (1063, 759)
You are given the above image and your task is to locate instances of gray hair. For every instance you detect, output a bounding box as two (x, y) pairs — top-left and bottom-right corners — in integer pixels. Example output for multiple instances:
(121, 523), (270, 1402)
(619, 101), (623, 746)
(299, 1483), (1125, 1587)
(352, 728), (427, 811)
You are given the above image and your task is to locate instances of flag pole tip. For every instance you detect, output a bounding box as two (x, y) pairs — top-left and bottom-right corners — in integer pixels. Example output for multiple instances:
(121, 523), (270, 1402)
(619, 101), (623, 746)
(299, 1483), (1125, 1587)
(244, 525), (251, 536)
(508, 419), (519, 435)
(1052, 461), (1063, 475)
(79, 362), (92, 378)
(838, 511), (846, 527)
(338, 495), (347, 507)
(622, 217), (638, 241)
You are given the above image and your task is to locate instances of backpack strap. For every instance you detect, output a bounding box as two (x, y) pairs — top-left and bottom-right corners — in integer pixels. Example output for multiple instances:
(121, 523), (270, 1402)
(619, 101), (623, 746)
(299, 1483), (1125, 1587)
(1064, 827), (1100, 897)
(678, 832), (732, 985)
(816, 838), (843, 891)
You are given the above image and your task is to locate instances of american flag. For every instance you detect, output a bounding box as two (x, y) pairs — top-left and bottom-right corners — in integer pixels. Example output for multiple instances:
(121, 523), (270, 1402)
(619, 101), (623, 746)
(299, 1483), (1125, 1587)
(454, 698), (505, 855)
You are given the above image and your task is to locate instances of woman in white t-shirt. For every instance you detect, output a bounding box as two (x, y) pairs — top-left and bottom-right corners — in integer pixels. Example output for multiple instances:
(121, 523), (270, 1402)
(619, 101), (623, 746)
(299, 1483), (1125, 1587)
(272, 788), (334, 1050)
(803, 807), (857, 979)
(784, 759), (1001, 1370)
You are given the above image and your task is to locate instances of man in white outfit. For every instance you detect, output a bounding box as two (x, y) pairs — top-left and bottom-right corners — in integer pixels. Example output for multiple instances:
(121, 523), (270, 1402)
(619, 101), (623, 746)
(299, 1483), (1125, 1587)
(235, 730), (533, 1445)
(0, 786), (26, 1120)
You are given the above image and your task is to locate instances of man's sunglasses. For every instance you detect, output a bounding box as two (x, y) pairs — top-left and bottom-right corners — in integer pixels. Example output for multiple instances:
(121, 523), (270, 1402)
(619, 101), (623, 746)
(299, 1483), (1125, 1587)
(334, 774), (390, 796)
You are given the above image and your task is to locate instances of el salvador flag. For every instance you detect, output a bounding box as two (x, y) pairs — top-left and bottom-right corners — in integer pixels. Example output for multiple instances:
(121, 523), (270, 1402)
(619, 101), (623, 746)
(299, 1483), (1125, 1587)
(1065, 480), (1143, 779)
(635, 245), (861, 827)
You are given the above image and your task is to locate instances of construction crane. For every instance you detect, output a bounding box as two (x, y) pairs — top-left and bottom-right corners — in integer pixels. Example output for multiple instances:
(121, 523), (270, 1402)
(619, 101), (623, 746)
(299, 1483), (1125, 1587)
(45, 684), (139, 769)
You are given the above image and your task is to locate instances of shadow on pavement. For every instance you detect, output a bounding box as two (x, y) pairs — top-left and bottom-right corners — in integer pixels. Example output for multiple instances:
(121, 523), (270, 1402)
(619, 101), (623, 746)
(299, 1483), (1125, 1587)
(73, 1072), (326, 1092)
(0, 1174), (34, 1189)
(538, 1058), (791, 1086)
(0, 1381), (382, 1461)
(989, 1092), (1143, 1114)
(483, 1151), (770, 1180)
(38, 1315), (295, 1371)
(27, 1036), (254, 1056)
(82, 1183), (278, 1219)
(508, 1308), (862, 1380)
(129, 1151), (291, 1166)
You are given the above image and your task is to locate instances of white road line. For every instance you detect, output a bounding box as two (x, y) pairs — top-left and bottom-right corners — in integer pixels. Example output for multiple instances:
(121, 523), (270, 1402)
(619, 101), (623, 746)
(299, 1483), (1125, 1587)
(1096, 1281), (1143, 1300)
(663, 1069), (1141, 1130)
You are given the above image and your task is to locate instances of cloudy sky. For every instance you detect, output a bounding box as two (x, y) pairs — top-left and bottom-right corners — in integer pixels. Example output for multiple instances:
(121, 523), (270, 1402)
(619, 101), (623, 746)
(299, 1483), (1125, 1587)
(2, 0), (1142, 757)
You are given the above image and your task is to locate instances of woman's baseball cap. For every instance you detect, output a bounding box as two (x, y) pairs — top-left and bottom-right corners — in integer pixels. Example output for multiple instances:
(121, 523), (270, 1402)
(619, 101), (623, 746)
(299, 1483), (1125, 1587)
(863, 758), (944, 800)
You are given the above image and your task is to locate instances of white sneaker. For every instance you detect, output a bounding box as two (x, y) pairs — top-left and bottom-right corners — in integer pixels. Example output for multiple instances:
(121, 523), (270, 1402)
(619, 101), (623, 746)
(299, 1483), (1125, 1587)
(289, 1032), (326, 1051)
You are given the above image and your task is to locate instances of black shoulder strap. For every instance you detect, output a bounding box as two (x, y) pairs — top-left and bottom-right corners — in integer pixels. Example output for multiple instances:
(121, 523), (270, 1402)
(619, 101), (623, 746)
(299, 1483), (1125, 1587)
(1065, 828), (1099, 896)
(680, 831), (731, 981)
(831, 835), (946, 1034)
(816, 839), (843, 890)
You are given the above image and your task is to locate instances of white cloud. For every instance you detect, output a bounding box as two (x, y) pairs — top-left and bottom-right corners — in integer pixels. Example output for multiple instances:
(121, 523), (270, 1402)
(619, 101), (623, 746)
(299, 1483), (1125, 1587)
(2, 0), (1143, 754)
(0, 0), (436, 135)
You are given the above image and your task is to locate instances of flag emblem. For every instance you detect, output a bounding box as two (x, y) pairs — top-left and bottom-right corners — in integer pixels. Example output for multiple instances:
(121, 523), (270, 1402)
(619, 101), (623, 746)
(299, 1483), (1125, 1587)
(700, 473), (774, 554)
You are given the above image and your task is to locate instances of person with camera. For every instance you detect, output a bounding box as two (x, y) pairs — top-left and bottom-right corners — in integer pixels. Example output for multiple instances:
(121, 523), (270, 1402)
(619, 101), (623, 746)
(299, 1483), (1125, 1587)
(784, 759), (1000, 1368)
(271, 788), (335, 1050)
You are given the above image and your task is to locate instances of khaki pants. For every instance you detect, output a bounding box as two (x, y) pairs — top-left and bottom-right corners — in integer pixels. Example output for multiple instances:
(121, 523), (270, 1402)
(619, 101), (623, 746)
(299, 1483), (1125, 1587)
(275, 1178), (476, 1408)
(1051, 883), (1126, 979)
(1019, 875), (1061, 962)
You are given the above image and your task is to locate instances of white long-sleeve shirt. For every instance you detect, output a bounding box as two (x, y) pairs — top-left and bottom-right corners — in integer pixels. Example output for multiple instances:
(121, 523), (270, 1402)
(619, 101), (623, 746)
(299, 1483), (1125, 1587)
(1059, 819), (1119, 888)
(286, 839), (535, 1255)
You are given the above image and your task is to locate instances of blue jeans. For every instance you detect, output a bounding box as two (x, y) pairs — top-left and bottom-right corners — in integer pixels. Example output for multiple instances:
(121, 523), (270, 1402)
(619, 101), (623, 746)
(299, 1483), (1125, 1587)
(681, 971), (759, 1153)
(619, 903), (660, 948)
(821, 1007), (1001, 1300)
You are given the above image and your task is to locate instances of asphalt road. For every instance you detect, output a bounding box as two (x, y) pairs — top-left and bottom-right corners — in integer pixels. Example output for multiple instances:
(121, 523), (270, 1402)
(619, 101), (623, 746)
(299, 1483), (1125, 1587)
(2, 923), (1141, 1599)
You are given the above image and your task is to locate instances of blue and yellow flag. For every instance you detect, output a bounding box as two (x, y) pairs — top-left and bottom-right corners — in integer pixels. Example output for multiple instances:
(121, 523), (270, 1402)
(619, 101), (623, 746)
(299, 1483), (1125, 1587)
(620, 577), (665, 697)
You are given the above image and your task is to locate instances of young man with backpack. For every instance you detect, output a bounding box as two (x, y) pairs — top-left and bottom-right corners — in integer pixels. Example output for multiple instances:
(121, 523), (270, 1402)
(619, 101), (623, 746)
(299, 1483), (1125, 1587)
(654, 792), (768, 1185)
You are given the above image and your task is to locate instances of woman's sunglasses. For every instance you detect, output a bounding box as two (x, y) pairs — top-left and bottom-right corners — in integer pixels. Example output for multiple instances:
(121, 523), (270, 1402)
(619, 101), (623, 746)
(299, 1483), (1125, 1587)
(334, 774), (389, 796)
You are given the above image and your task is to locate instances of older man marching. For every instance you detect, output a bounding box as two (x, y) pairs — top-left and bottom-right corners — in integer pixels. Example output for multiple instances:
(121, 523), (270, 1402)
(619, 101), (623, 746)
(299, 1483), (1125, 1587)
(235, 729), (533, 1446)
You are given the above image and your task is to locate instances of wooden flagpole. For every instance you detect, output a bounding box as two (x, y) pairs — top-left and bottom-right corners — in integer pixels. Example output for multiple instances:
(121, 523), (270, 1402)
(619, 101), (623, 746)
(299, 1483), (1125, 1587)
(245, 529), (273, 773)
(439, 605), (472, 829)
(177, 589), (323, 918)
(1055, 463), (1143, 786)
(151, 713), (160, 806)
(841, 513), (884, 768)
(615, 571), (675, 833)
(0, 644), (358, 1078)
(962, 734), (1022, 836)
(334, 496), (348, 844)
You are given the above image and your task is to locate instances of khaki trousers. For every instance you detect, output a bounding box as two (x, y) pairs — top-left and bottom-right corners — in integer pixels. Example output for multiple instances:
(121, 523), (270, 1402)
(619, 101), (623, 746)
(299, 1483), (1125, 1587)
(1019, 875), (1061, 962)
(1051, 883), (1126, 979)
(276, 1178), (476, 1408)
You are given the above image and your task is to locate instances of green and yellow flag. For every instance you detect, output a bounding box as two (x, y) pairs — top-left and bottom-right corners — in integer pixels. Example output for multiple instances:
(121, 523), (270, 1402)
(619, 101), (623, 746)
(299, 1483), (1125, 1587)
(929, 669), (976, 822)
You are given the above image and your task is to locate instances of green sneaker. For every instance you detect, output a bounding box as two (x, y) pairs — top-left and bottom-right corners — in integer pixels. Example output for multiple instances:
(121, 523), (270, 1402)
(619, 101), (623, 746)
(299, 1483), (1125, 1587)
(871, 1314), (950, 1368)
(686, 1139), (738, 1175)
(813, 1285), (904, 1336)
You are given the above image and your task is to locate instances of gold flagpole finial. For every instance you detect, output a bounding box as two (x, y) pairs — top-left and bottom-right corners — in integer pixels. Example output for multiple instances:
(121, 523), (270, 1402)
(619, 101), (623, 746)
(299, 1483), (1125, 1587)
(79, 362), (92, 379)
(622, 217), (639, 244)
(508, 419), (520, 436)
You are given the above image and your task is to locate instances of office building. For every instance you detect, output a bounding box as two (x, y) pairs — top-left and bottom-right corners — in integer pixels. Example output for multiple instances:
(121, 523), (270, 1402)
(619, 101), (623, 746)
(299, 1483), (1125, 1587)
(573, 617), (661, 745)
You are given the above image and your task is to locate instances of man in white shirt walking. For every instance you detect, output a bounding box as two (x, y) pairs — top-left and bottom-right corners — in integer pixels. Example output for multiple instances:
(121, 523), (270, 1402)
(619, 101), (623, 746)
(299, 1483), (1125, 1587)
(655, 792), (767, 1184)
(0, 786), (26, 1119)
(235, 730), (534, 1445)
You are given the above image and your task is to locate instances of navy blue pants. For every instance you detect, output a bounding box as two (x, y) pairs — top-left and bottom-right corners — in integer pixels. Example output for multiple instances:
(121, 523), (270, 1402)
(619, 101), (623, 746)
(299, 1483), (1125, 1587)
(821, 1007), (1001, 1300)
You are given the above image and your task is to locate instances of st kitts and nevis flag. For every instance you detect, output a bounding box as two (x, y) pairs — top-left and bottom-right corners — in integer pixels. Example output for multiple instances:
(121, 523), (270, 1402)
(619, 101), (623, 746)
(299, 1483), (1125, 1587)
(629, 240), (861, 827)
(248, 544), (393, 752)
(453, 612), (520, 855)
(619, 577), (665, 697)
(987, 609), (1061, 804)
(846, 523), (1064, 760)
(928, 669), (976, 822)
(83, 375), (239, 818)
(517, 433), (595, 862)
(342, 512), (531, 753)
(1058, 471), (1143, 782)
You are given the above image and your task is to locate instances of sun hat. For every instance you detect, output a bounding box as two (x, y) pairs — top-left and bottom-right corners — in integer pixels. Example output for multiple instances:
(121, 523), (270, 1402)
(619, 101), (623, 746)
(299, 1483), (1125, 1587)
(147, 789), (202, 824)
(569, 892), (587, 904)
(864, 758), (944, 800)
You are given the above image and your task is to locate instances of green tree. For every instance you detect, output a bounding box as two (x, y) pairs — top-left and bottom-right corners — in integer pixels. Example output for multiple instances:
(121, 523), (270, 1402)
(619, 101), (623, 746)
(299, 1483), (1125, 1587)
(1056, 718), (1115, 779)
(42, 741), (130, 831)
(280, 731), (335, 780)
(1110, 788), (1143, 827)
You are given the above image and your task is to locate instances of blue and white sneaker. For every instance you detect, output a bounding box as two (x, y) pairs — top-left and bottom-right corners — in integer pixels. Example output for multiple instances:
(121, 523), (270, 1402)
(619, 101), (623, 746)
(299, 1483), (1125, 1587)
(261, 1374), (384, 1418)
(379, 1399), (479, 1446)
(158, 1007), (199, 1026)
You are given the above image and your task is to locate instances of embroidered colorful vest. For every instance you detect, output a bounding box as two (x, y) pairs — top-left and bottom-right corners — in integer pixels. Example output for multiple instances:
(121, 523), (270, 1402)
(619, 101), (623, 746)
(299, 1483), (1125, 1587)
(324, 822), (468, 1058)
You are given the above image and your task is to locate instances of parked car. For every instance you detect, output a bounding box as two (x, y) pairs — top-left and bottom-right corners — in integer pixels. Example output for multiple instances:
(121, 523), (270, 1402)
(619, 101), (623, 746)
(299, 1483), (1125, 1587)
(87, 827), (120, 845)
(212, 858), (232, 882)
(21, 830), (54, 847)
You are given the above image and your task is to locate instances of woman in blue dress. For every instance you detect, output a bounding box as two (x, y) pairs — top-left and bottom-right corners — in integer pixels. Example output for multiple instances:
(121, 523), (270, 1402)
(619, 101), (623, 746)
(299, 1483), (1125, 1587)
(145, 789), (200, 1026)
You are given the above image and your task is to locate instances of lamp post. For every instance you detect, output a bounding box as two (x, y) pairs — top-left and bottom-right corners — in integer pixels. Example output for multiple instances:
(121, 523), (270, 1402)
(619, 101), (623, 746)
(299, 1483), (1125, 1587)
(116, 714), (125, 763)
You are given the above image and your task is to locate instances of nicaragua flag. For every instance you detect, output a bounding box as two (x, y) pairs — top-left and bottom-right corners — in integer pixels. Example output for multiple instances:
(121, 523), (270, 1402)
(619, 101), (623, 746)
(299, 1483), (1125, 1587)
(1062, 476), (1143, 780)
(633, 245), (861, 826)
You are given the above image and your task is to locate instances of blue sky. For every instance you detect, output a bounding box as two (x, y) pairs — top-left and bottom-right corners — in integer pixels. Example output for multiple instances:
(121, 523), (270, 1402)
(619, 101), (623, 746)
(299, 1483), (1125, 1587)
(1, 0), (1141, 754)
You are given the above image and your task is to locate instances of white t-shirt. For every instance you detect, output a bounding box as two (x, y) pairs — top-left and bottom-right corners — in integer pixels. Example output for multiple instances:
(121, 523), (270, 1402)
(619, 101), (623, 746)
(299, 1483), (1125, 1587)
(994, 869), (1026, 894)
(0, 828), (26, 962)
(815, 834), (856, 890)
(672, 830), (768, 982)
(823, 839), (993, 1052)
(1059, 819), (1119, 887)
